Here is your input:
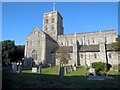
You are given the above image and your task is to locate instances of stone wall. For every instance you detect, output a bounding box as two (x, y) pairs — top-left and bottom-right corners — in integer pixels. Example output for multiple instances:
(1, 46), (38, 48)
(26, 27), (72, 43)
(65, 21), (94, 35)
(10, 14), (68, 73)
(57, 30), (117, 46)
(24, 27), (46, 65)
(45, 35), (58, 65)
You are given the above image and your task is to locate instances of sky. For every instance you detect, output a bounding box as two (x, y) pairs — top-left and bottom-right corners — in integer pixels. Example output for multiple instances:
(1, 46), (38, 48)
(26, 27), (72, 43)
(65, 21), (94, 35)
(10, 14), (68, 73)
(2, 2), (118, 45)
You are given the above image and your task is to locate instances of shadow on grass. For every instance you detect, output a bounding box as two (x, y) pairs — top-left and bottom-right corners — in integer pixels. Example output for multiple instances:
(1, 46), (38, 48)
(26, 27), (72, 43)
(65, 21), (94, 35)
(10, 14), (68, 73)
(2, 67), (120, 89)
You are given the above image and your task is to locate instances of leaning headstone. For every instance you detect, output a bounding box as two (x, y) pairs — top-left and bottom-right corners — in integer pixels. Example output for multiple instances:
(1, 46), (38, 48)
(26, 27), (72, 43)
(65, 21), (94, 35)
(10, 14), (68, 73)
(59, 67), (64, 78)
(38, 66), (42, 74)
(32, 67), (37, 73)
(12, 62), (17, 73)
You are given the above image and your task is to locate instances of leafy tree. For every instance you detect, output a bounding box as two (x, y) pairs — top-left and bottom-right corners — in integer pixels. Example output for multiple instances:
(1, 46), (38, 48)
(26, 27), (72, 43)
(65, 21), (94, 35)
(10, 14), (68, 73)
(1, 40), (25, 66)
(2, 40), (15, 65)
(112, 34), (120, 51)
(56, 46), (71, 66)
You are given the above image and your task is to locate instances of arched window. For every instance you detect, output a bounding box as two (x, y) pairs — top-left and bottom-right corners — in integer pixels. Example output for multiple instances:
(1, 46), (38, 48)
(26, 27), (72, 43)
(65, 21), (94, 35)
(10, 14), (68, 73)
(92, 38), (95, 43)
(52, 18), (55, 23)
(38, 32), (40, 37)
(46, 19), (49, 24)
(81, 54), (83, 58)
(66, 40), (68, 46)
(27, 41), (28, 47)
(32, 50), (37, 60)
(45, 26), (48, 31)
(109, 53), (112, 58)
(88, 39), (90, 45)
(105, 37), (107, 43)
(61, 42), (63, 45)
(94, 53), (97, 58)
(34, 31), (38, 38)
(51, 26), (54, 30)
(38, 40), (40, 45)
(31, 42), (32, 46)
(81, 39), (83, 45)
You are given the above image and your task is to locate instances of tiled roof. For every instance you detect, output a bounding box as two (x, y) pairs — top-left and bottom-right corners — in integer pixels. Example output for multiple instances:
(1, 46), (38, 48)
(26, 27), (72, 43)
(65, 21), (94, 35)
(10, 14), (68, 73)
(54, 44), (114, 53)
(56, 46), (73, 53)
(106, 44), (113, 51)
(79, 45), (99, 52)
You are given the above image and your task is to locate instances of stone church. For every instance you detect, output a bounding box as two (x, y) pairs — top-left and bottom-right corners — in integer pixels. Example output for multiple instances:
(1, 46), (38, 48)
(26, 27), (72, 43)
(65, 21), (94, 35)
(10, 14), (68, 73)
(24, 9), (118, 67)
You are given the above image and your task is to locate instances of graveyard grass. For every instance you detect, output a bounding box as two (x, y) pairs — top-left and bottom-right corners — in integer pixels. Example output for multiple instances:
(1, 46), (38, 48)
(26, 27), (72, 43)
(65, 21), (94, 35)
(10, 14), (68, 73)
(3, 65), (120, 88)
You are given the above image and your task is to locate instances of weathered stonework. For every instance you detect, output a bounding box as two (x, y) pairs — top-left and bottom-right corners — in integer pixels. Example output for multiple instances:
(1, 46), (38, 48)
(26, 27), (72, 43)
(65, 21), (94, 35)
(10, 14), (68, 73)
(24, 10), (119, 67)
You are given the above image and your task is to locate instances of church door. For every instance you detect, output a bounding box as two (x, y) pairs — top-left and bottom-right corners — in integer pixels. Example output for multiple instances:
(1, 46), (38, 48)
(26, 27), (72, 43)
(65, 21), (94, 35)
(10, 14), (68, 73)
(32, 50), (37, 67)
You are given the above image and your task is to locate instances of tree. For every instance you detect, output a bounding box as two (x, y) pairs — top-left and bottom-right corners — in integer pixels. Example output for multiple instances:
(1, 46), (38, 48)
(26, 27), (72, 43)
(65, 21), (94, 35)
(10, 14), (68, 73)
(14, 45), (24, 61)
(56, 46), (71, 66)
(92, 62), (111, 76)
(112, 35), (120, 51)
(1, 40), (25, 66)
(2, 40), (15, 65)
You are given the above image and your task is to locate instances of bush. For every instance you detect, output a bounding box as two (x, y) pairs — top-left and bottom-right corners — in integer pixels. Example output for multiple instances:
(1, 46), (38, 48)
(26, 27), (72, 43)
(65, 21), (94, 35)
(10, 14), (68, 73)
(92, 62), (111, 76)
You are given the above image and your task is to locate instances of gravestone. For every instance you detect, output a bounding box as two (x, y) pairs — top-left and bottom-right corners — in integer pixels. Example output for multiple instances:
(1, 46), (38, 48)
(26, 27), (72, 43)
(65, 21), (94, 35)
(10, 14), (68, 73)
(70, 65), (73, 71)
(23, 58), (32, 69)
(110, 68), (113, 70)
(59, 67), (64, 78)
(65, 67), (68, 74)
(73, 66), (76, 71)
(48, 63), (51, 68)
(38, 66), (42, 74)
(17, 62), (19, 71)
(12, 62), (17, 73)
(89, 68), (95, 73)
(49, 64), (51, 68)
(18, 64), (22, 73)
(32, 67), (37, 73)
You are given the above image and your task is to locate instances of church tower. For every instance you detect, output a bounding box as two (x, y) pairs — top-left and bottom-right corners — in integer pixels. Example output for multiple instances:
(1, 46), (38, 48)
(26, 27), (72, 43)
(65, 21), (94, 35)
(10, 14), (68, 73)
(42, 3), (64, 40)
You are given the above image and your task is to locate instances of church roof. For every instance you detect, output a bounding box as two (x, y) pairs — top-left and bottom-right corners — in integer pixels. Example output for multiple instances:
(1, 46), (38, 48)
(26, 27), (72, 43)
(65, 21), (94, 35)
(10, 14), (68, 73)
(79, 45), (99, 52)
(55, 44), (114, 53)
(106, 44), (113, 51)
(56, 46), (73, 53)
(79, 44), (114, 52)
(27, 26), (45, 37)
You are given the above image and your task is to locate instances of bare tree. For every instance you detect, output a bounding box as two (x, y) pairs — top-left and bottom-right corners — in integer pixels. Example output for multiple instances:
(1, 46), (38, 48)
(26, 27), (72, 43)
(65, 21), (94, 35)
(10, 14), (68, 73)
(56, 46), (71, 66)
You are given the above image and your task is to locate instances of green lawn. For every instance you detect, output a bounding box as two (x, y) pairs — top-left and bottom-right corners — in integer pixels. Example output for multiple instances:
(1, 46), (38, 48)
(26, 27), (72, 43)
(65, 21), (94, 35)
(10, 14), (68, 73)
(2, 65), (120, 89)
(22, 66), (89, 76)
